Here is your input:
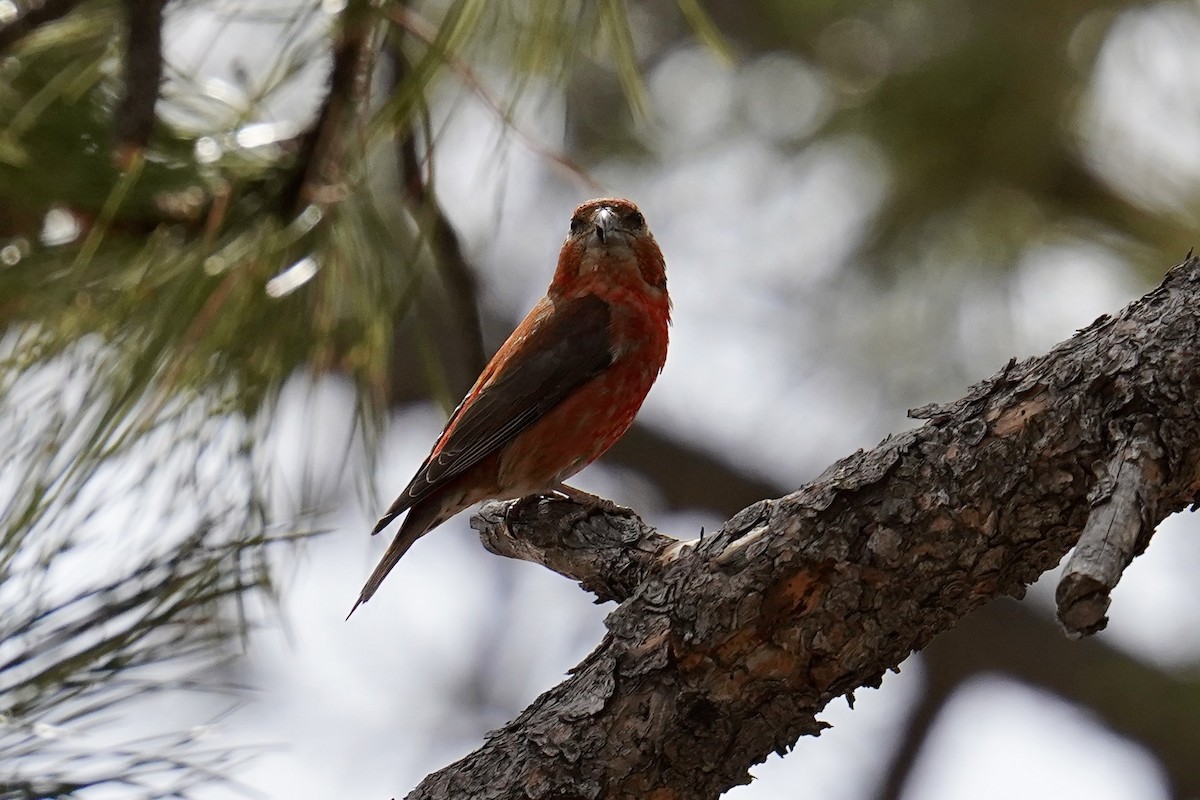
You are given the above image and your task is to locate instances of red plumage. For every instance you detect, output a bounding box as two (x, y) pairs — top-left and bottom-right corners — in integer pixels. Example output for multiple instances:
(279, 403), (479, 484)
(349, 198), (670, 614)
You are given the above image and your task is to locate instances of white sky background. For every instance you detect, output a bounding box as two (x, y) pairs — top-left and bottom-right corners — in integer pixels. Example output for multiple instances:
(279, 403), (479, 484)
(48, 2), (1200, 798)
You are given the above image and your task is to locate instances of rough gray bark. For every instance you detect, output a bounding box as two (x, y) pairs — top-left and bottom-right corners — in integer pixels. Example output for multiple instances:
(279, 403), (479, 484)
(411, 256), (1200, 800)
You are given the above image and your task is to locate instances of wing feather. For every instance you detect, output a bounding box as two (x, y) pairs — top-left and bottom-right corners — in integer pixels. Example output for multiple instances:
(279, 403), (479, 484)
(372, 294), (612, 531)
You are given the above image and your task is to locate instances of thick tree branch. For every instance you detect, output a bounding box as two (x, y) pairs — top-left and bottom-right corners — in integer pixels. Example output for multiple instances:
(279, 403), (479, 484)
(407, 255), (1200, 800)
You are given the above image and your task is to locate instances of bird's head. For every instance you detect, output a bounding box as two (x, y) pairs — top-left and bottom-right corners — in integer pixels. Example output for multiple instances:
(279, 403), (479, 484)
(552, 198), (667, 302)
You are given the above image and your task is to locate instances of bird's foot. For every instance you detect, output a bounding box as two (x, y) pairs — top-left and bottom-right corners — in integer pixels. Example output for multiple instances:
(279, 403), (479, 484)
(549, 484), (638, 518)
(504, 486), (638, 527)
(506, 492), (550, 521)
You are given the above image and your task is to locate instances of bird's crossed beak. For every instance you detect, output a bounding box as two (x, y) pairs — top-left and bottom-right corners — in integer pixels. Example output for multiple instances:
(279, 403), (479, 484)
(593, 207), (617, 245)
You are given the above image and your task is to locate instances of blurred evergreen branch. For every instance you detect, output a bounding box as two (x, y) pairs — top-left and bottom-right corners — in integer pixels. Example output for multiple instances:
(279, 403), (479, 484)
(0, 0), (84, 53)
(0, 0), (724, 794)
(0, 321), (307, 795)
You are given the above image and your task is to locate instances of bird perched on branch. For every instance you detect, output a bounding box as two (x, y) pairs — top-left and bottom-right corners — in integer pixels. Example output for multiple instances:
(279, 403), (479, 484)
(350, 198), (670, 615)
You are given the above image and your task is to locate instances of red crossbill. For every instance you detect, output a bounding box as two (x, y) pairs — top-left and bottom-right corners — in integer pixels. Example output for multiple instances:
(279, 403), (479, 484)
(350, 198), (670, 614)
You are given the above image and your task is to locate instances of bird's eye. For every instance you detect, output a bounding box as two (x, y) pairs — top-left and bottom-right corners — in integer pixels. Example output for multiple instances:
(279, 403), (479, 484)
(625, 210), (645, 229)
(569, 216), (587, 235)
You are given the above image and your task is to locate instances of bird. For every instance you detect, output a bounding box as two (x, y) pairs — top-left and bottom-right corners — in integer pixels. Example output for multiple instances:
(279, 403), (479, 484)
(349, 197), (670, 615)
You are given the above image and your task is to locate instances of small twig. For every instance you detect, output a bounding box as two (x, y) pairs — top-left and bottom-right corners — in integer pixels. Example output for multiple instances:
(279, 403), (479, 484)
(1056, 418), (1163, 637)
(0, 0), (82, 53)
(472, 497), (692, 603)
(389, 39), (487, 375)
(113, 0), (165, 168)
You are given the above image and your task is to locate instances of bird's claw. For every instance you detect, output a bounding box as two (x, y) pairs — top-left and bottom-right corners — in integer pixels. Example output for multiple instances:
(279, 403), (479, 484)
(550, 484), (639, 518)
(504, 487), (638, 526)
(506, 493), (549, 522)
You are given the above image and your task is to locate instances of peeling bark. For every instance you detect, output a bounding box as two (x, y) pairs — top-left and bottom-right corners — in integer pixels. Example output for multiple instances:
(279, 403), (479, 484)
(409, 256), (1200, 800)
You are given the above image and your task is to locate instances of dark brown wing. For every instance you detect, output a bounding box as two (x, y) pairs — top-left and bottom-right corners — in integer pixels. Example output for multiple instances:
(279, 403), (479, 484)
(372, 294), (612, 533)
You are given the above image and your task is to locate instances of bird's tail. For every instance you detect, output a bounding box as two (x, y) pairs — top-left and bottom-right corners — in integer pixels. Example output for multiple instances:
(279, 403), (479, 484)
(347, 500), (442, 618)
